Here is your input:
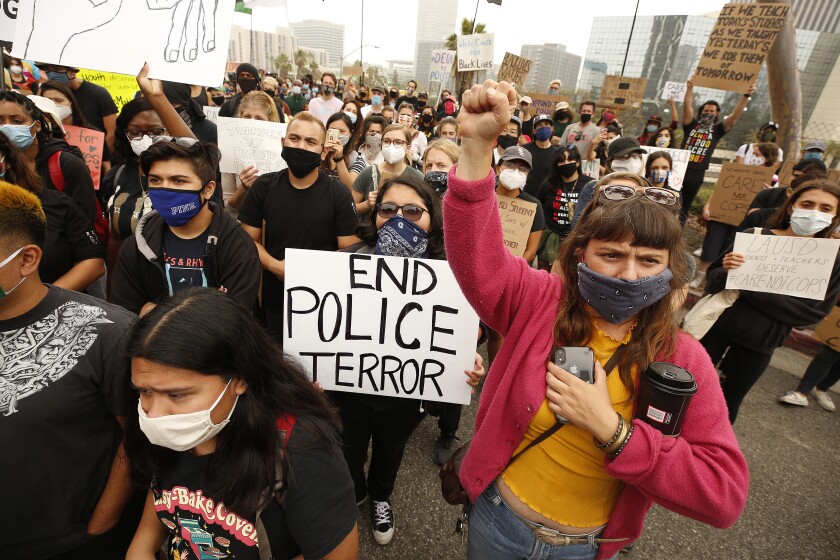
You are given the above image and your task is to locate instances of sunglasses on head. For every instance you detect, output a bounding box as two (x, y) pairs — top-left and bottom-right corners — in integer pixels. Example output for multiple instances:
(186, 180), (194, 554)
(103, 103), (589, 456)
(376, 202), (429, 222)
(152, 136), (214, 168)
(599, 185), (677, 206)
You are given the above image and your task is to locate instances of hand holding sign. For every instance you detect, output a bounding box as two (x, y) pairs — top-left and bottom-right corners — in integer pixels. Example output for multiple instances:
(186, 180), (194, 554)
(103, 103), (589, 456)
(458, 80), (517, 145)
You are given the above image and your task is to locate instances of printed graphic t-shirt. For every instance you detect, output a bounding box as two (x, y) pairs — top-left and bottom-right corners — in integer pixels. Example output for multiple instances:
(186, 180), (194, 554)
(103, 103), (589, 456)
(536, 174), (596, 235)
(681, 118), (728, 172)
(154, 424), (357, 560)
(163, 229), (209, 295)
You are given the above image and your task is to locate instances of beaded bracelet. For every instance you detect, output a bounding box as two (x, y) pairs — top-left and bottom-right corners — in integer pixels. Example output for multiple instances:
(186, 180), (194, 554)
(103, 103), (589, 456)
(604, 420), (629, 455)
(595, 413), (625, 450)
(608, 423), (634, 460)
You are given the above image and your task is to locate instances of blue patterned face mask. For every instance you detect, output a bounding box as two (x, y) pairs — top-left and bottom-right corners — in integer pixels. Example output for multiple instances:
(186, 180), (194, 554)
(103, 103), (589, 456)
(375, 215), (430, 259)
(577, 262), (672, 324)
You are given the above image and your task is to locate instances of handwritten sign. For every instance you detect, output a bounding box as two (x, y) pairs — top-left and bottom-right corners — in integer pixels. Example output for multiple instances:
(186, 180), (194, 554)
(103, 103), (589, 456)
(661, 81), (687, 102)
(457, 33), (494, 72)
(283, 249), (480, 404)
(526, 93), (570, 117)
(726, 232), (840, 300)
(225, 61), (241, 73)
(496, 194), (537, 258)
(497, 52), (532, 85)
(814, 306), (840, 351)
(640, 146), (691, 192)
(597, 75), (648, 109)
(0, 0), (18, 42)
(217, 116), (287, 174)
(342, 65), (363, 77)
(694, 3), (790, 93)
(429, 49), (456, 84)
(77, 69), (138, 111)
(63, 125), (104, 190)
(203, 106), (220, 125)
(708, 163), (776, 226)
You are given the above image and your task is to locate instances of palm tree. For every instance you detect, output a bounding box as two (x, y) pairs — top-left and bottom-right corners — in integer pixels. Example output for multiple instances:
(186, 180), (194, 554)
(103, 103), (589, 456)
(446, 18), (487, 99)
(293, 49), (310, 77)
(274, 53), (292, 78)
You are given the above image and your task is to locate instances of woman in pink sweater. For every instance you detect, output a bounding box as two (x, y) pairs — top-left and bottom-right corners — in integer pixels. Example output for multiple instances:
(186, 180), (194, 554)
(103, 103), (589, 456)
(443, 80), (749, 560)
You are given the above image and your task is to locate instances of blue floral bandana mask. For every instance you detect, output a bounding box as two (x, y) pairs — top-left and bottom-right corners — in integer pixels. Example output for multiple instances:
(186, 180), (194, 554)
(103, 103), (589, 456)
(375, 216), (430, 258)
(577, 262), (673, 324)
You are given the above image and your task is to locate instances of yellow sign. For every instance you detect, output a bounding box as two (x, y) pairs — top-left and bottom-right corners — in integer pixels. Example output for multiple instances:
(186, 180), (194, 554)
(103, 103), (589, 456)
(77, 69), (139, 112)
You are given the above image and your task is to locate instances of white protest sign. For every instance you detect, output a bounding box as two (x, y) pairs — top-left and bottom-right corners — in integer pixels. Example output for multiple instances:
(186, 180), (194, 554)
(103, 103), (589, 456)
(725, 233), (840, 300)
(283, 249), (480, 405)
(661, 81), (687, 102)
(640, 146), (691, 192)
(13, 0), (235, 86)
(0, 0), (18, 42)
(457, 33), (494, 72)
(429, 49), (455, 84)
(217, 116), (287, 174)
(202, 106), (220, 125)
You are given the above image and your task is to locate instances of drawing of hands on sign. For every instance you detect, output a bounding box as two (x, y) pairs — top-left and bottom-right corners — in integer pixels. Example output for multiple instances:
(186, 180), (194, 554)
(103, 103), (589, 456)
(23, 0), (124, 63)
(147, 0), (218, 63)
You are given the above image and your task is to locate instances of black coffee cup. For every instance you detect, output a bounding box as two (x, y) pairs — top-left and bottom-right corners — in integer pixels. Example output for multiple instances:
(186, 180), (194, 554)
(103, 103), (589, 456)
(635, 362), (697, 436)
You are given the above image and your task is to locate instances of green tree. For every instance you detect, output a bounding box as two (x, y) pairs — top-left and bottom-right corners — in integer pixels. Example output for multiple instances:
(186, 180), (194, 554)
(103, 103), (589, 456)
(273, 53), (292, 78)
(294, 49), (311, 77)
(446, 18), (487, 98)
(365, 65), (386, 88)
(390, 70), (399, 86)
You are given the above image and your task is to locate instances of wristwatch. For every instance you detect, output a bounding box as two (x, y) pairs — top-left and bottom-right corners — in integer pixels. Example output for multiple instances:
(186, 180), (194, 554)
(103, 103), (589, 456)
(332, 156), (343, 163)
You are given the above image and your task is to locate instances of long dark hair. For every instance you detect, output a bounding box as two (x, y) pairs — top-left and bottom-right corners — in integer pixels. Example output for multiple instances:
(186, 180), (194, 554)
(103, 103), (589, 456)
(115, 97), (157, 162)
(0, 133), (44, 193)
(123, 288), (342, 515)
(768, 179), (840, 236)
(357, 174), (445, 260)
(0, 91), (63, 145)
(554, 196), (689, 395)
(645, 126), (675, 148)
(644, 150), (673, 190)
(547, 145), (582, 184)
(38, 80), (93, 129)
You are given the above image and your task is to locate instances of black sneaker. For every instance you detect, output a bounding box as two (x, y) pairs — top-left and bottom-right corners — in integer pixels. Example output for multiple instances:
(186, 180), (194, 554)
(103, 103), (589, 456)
(434, 433), (459, 466)
(371, 499), (394, 545)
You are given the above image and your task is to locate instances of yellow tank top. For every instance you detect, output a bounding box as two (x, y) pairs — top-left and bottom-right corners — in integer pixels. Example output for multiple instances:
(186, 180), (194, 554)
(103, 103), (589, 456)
(501, 322), (637, 527)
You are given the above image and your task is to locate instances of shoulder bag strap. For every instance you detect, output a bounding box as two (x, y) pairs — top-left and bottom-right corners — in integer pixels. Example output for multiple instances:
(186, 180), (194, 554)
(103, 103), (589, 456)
(48, 152), (65, 191)
(507, 344), (626, 469)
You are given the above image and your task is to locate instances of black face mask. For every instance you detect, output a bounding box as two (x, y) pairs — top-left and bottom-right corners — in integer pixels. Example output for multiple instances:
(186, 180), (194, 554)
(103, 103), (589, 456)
(580, 113), (592, 123)
(282, 146), (322, 178)
(417, 100), (427, 108)
(497, 135), (518, 149)
(390, 91), (398, 99)
(323, 86), (333, 96)
(238, 78), (258, 94)
(359, 91), (368, 99)
(558, 162), (578, 178)
(264, 89), (276, 97)
(421, 114), (433, 124)
(211, 95), (225, 105)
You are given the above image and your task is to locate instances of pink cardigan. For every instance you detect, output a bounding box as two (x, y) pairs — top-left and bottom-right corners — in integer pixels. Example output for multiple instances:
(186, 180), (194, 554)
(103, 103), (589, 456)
(443, 167), (749, 559)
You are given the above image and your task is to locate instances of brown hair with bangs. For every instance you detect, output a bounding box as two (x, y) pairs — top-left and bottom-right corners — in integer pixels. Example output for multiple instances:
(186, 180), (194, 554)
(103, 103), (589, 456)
(554, 195), (690, 394)
(767, 179), (840, 236)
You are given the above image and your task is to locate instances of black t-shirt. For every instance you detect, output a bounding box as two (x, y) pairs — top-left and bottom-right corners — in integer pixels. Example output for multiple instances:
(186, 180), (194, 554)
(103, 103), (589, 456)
(1, 286), (136, 559)
(522, 142), (558, 196)
(163, 229), (209, 294)
(153, 423), (357, 560)
(681, 119), (728, 172)
(749, 186), (788, 211)
(395, 94), (418, 112)
(39, 189), (105, 284)
(74, 80), (119, 132)
(238, 170), (358, 321)
(536, 174), (595, 235)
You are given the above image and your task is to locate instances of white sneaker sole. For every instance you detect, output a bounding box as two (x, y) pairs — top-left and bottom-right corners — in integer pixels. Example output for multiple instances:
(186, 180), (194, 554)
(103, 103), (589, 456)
(812, 391), (836, 412)
(373, 526), (394, 545)
(779, 393), (808, 407)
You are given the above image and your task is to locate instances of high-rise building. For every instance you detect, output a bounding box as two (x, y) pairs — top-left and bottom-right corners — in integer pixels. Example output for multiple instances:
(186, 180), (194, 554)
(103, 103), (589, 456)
(228, 26), (297, 75)
(413, 0), (458, 88)
(387, 60), (416, 87)
(290, 20), (345, 68)
(519, 44), (581, 94)
(732, 0), (840, 33)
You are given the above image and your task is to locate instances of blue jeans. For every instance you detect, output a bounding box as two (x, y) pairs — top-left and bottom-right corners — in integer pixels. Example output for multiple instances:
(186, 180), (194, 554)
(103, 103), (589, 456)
(467, 482), (617, 560)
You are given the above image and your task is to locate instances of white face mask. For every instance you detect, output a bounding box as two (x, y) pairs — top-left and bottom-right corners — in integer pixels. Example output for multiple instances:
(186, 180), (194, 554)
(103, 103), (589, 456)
(137, 379), (238, 452)
(56, 105), (72, 121)
(790, 208), (834, 236)
(611, 157), (643, 175)
(130, 134), (155, 156)
(655, 137), (670, 147)
(499, 168), (527, 191)
(382, 144), (405, 164)
(9, 65), (22, 75)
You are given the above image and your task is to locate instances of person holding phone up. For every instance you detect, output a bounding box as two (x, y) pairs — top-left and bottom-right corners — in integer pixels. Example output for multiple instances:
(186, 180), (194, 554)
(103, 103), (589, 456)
(443, 79), (748, 560)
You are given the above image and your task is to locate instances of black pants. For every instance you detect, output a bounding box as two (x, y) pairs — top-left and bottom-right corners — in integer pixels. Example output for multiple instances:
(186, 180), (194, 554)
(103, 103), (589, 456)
(680, 168), (707, 225)
(331, 393), (426, 502)
(798, 344), (840, 393)
(701, 324), (774, 423)
(436, 403), (462, 437)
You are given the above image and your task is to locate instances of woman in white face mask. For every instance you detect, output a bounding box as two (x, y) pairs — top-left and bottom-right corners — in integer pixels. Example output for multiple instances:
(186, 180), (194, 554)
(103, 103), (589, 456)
(700, 179), (840, 423)
(124, 288), (360, 560)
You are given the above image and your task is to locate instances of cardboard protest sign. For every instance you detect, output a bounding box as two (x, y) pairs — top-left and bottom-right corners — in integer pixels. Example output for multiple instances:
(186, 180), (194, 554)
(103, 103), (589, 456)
(497, 52), (532, 85)
(526, 93), (570, 117)
(693, 3), (790, 93)
(597, 75), (648, 109)
(342, 65), (363, 77)
(707, 163), (775, 226)
(284, 249), (480, 405)
(429, 50), (456, 83)
(661, 81), (687, 102)
(457, 33), (494, 72)
(13, 0), (236, 86)
(496, 193), (537, 258)
(777, 159), (840, 188)
(225, 61), (241, 73)
(0, 0), (18, 42)
(813, 306), (840, 352)
(726, 232), (840, 300)
(217, 117), (287, 174)
(77, 69), (138, 111)
(203, 106), (220, 125)
(64, 125), (104, 190)
(640, 146), (691, 192)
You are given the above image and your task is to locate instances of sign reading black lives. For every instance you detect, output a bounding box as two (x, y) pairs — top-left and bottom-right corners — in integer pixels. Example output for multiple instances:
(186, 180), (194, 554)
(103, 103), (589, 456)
(283, 249), (480, 405)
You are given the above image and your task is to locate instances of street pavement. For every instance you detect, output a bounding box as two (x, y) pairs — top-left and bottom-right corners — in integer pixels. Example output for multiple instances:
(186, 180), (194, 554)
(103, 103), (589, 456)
(356, 346), (840, 560)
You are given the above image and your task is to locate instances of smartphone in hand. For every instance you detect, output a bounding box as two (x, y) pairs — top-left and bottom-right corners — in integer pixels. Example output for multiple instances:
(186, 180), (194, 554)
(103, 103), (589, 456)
(553, 346), (595, 423)
(327, 128), (340, 143)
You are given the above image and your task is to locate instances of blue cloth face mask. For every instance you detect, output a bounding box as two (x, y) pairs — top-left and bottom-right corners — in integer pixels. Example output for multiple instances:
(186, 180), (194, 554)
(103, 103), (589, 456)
(535, 127), (553, 141)
(803, 151), (823, 161)
(376, 215), (430, 258)
(47, 71), (70, 84)
(577, 262), (673, 324)
(0, 122), (36, 150)
(344, 111), (357, 124)
(147, 186), (205, 227)
(371, 95), (382, 106)
(646, 124), (658, 133)
(651, 169), (670, 184)
(0, 247), (26, 301)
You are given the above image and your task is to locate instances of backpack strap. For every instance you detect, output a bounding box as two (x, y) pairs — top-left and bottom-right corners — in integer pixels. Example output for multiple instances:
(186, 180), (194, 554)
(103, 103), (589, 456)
(48, 152), (65, 191)
(254, 414), (296, 560)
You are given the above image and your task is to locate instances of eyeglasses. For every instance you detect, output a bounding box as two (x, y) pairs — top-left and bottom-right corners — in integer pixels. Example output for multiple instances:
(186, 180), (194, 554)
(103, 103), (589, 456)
(376, 202), (429, 222)
(125, 129), (166, 141)
(382, 139), (407, 148)
(600, 185), (677, 206)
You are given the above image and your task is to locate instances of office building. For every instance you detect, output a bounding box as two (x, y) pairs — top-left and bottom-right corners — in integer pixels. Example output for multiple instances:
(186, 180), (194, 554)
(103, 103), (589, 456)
(413, 0), (458, 88)
(290, 19), (345, 68)
(387, 60), (416, 87)
(733, 0), (840, 34)
(520, 43), (582, 94)
(228, 26), (297, 75)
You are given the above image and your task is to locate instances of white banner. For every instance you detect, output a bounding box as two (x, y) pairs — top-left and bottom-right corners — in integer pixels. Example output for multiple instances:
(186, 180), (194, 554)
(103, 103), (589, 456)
(284, 249), (480, 405)
(726, 232), (840, 300)
(457, 33), (494, 72)
(13, 0), (236, 86)
(640, 146), (691, 192)
(429, 49), (455, 84)
(661, 81), (687, 102)
(0, 0), (18, 42)
(216, 116), (287, 175)
(202, 106), (220, 125)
